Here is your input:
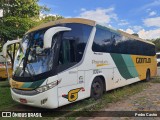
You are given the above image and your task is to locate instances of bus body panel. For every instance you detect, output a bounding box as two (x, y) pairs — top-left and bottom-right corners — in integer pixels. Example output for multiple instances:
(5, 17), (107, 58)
(11, 86), (58, 109)
(10, 75), (60, 108)
(57, 67), (78, 87)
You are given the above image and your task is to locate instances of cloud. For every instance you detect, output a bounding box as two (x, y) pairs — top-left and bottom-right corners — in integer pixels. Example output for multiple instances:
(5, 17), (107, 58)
(121, 28), (160, 39)
(147, 8), (151, 12)
(138, 29), (160, 39)
(132, 26), (143, 32)
(120, 28), (134, 34)
(143, 17), (160, 27)
(122, 26), (143, 34)
(134, 0), (160, 14)
(80, 8), (86, 12)
(78, 7), (117, 25)
(39, 12), (58, 20)
(118, 20), (129, 26)
(149, 11), (157, 16)
(125, 29), (134, 34)
(141, 0), (160, 10)
(65, 16), (72, 18)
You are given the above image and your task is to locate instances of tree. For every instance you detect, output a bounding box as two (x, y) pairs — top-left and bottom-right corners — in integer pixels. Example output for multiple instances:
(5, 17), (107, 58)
(0, 0), (63, 65)
(0, 0), (48, 41)
(153, 38), (160, 52)
(0, 0), (49, 67)
(132, 33), (139, 37)
(40, 15), (64, 23)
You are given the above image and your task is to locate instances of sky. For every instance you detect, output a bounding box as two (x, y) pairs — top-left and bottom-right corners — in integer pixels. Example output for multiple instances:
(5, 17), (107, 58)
(39, 0), (160, 39)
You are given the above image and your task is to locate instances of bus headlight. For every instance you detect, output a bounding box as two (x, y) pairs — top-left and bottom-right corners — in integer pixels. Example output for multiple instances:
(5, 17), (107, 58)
(36, 80), (61, 93)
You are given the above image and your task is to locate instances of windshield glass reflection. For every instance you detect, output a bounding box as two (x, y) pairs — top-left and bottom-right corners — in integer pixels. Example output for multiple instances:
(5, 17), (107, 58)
(13, 29), (57, 77)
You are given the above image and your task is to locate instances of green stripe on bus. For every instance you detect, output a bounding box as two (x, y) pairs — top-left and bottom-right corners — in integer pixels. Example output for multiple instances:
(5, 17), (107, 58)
(121, 55), (139, 78)
(29, 79), (46, 89)
(110, 53), (133, 79)
(21, 82), (33, 88)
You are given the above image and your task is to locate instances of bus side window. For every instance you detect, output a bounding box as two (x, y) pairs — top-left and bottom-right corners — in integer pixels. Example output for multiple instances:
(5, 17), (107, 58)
(92, 27), (112, 53)
(58, 39), (76, 65)
(111, 33), (122, 53)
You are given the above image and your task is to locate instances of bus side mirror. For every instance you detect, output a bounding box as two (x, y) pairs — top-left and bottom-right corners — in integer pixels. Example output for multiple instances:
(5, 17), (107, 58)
(43, 27), (72, 49)
(2, 39), (21, 58)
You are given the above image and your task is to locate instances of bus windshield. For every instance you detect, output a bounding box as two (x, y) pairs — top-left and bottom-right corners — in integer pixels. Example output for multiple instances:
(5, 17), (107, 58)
(13, 29), (57, 77)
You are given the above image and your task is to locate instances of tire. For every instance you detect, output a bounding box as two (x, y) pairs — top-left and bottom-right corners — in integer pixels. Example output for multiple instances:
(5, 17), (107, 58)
(146, 69), (150, 82)
(91, 77), (103, 100)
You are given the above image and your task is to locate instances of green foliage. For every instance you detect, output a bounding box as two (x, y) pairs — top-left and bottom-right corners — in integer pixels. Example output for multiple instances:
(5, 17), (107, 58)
(0, 0), (63, 41)
(153, 38), (160, 52)
(40, 15), (64, 23)
(1, 0), (42, 18)
(151, 77), (160, 83)
(0, 0), (49, 63)
(1, 16), (38, 39)
(0, 0), (49, 42)
(0, 0), (63, 54)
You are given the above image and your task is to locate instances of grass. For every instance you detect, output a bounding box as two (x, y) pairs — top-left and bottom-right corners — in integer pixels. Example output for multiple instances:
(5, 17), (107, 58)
(0, 78), (156, 120)
(0, 80), (18, 111)
(150, 76), (160, 83)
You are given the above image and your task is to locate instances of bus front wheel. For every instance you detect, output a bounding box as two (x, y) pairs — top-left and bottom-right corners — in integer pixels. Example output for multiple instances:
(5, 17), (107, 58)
(146, 69), (150, 81)
(91, 77), (103, 100)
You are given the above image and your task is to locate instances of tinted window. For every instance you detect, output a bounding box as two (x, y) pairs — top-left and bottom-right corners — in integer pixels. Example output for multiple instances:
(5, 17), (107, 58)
(58, 23), (92, 65)
(92, 27), (112, 52)
(92, 26), (155, 56)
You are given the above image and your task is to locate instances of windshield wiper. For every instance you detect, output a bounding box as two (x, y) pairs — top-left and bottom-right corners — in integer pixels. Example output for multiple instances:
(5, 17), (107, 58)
(22, 37), (34, 77)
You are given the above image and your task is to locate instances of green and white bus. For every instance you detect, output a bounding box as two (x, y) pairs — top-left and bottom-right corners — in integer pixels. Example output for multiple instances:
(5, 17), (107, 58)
(7, 18), (157, 108)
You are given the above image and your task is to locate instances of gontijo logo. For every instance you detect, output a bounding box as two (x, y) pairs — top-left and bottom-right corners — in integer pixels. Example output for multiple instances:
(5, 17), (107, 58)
(136, 58), (151, 64)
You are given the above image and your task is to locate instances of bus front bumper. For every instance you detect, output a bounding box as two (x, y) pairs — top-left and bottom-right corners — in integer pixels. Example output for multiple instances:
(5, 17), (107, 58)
(10, 88), (58, 109)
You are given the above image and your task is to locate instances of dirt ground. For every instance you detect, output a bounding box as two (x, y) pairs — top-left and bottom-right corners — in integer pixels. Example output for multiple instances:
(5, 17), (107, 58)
(77, 82), (160, 120)
(157, 67), (160, 76)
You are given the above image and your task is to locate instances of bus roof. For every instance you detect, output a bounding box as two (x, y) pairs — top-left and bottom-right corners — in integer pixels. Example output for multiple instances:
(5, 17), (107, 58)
(27, 18), (96, 33)
(27, 18), (154, 46)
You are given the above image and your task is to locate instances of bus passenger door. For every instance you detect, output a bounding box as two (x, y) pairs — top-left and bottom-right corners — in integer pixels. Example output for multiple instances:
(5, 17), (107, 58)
(57, 39), (78, 86)
(57, 39), (79, 106)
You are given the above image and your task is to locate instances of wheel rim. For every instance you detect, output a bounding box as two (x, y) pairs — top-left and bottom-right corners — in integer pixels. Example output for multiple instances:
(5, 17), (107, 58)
(92, 82), (101, 96)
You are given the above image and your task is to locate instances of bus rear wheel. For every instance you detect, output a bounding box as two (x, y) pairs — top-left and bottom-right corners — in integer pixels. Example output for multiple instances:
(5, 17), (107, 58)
(146, 69), (150, 81)
(91, 77), (103, 100)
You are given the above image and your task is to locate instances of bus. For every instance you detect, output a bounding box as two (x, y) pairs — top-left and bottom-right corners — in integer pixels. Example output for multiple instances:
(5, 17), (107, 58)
(7, 18), (157, 109)
(0, 52), (12, 79)
(156, 52), (160, 66)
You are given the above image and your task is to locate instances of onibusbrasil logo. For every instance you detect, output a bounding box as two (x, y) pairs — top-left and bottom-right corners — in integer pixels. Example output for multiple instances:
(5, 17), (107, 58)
(1, 112), (42, 117)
